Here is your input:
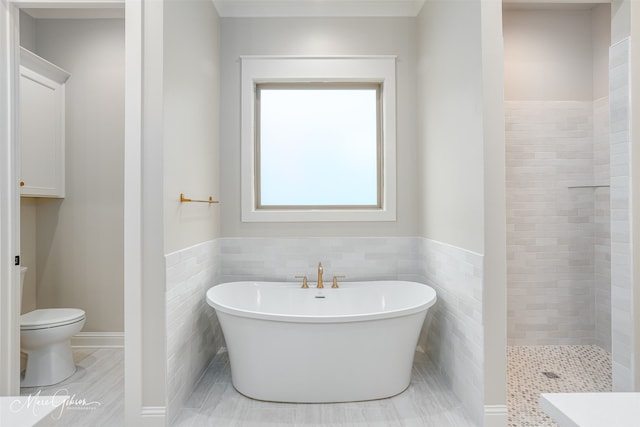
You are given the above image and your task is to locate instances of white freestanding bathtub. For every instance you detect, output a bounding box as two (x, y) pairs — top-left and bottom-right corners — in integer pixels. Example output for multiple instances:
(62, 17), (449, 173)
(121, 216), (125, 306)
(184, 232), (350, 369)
(206, 280), (437, 403)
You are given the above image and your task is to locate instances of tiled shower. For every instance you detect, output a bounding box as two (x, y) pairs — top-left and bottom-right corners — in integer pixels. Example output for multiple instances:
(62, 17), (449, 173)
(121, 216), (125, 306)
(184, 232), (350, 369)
(504, 5), (618, 426)
(504, 98), (614, 425)
(506, 99), (610, 348)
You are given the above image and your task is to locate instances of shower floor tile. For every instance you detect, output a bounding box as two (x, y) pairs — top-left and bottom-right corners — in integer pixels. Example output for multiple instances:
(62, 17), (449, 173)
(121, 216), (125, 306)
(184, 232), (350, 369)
(507, 345), (612, 427)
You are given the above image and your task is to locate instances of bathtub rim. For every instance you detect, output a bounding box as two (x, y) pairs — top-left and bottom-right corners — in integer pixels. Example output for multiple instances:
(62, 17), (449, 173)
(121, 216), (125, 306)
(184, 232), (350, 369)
(206, 280), (437, 324)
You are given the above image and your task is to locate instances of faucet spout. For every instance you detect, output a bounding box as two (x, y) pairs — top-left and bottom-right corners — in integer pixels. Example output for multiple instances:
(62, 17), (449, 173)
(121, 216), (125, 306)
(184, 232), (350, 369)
(317, 262), (324, 288)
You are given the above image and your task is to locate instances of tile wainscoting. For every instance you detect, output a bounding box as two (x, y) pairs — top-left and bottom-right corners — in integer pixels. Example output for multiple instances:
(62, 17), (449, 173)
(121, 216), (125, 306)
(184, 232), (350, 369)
(218, 236), (420, 283)
(418, 238), (485, 425)
(165, 236), (485, 425)
(166, 240), (223, 424)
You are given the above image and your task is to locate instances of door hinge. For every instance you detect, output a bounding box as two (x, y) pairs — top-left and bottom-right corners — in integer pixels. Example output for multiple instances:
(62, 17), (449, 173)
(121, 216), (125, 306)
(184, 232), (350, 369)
(14, 255), (20, 266)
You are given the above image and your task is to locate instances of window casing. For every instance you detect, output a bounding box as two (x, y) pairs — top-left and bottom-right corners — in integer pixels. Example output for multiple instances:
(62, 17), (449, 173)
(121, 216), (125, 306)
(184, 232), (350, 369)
(241, 56), (396, 222)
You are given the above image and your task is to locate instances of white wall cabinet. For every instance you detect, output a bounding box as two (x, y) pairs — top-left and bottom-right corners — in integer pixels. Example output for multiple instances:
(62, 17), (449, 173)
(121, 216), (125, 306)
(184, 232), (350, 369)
(19, 48), (70, 198)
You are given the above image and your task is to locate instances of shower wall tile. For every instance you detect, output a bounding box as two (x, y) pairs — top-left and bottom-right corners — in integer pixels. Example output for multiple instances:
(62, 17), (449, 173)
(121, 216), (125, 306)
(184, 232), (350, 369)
(609, 38), (633, 392)
(593, 96), (611, 352)
(166, 239), (223, 424)
(417, 238), (484, 426)
(506, 100), (597, 346)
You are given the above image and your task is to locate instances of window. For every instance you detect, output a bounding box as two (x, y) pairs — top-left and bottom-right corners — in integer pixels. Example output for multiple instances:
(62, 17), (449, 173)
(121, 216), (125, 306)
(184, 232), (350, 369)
(241, 56), (396, 222)
(255, 83), (382, 209)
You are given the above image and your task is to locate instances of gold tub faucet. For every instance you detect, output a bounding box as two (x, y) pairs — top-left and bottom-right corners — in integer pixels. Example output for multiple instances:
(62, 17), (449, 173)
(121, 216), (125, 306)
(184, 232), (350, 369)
(295, 275), (309, 288)
(317, 262), (324, 288)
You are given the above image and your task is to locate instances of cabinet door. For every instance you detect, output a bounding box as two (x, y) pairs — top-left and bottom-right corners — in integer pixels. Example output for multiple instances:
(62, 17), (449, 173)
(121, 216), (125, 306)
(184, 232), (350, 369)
(20, 65), (66, 198)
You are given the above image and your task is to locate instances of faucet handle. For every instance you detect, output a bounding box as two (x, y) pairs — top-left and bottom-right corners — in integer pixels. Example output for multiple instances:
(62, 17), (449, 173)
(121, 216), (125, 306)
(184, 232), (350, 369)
(331, 275), (346, 288)
(295, 275), (309, 288)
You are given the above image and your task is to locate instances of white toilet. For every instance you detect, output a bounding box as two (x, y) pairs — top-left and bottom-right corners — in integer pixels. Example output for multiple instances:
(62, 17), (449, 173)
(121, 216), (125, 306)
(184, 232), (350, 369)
(20, 267), (85, 387)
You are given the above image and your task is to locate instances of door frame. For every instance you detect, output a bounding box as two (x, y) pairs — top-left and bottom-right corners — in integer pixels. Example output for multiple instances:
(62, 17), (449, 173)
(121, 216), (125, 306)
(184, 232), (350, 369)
(0, 0), (21, 397)
(0, 1), (144, 425)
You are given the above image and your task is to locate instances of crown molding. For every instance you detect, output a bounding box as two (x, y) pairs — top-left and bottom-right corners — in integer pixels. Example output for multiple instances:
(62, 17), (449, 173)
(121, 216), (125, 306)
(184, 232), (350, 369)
(212, 0), (425, 18)
(9, 0), (123, 7)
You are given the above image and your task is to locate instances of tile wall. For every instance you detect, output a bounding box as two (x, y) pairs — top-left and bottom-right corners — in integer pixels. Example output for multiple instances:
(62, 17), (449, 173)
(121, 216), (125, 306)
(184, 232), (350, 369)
(417, 238), (484, 425)
(609, 38), (633, 391)
(218, 236), (420, 283)
(165, 236), (486, 425)
(165, 240), (223, 423)
(505, 100), (610, 347)
(593, 96), (611, 352)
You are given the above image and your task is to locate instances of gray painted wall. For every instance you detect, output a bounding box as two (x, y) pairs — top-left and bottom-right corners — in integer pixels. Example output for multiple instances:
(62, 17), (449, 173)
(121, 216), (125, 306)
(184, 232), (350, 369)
(20, 18), (125, 333)
(163, 0), (221, 254)
(417, 0), (485, 254)
(219, 17), (419, 238)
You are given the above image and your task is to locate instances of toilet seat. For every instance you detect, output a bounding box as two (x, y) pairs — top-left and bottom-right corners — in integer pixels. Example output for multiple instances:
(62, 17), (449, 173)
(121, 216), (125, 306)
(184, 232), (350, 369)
(21, 308), (85, 331)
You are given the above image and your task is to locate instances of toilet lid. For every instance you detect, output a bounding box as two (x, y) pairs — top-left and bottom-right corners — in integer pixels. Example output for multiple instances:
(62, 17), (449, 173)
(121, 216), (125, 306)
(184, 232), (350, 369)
(21, 308), (85, 330)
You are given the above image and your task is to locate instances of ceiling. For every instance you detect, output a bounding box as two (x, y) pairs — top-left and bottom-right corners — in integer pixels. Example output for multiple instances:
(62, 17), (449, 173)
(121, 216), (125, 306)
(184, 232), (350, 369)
(212, 0), (425, 17)
(213, 0), (610, 17)
(21, 0), (425, 19)
(20, 0), (611, 20)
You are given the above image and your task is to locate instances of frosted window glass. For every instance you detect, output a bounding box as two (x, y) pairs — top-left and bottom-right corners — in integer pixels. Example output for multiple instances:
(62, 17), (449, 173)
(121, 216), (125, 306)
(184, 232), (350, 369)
(256, 85), (380, 208)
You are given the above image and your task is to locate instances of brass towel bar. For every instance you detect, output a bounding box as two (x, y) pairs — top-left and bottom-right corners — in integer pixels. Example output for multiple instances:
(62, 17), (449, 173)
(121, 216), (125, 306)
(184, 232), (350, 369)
(180, 193), (219, 204)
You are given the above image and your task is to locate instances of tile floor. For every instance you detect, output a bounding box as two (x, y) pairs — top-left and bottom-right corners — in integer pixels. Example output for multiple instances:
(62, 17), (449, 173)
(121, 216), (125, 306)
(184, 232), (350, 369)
(15, 344), (613, 426)
(507, 345), (612, 427)
(173, 349), (478, 427)
(20, 348), (124, 427)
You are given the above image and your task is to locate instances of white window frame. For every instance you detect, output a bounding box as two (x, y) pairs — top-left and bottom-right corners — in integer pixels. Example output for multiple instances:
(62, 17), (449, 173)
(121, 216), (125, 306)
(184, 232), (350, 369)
(240, 55), (397, 222)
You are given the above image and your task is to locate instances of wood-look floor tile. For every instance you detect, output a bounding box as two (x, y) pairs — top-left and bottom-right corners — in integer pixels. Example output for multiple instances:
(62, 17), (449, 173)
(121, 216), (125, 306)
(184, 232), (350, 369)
(20, 348), (124, 427)
(293, 403), (350, 426)
(343, 406), (403, 427)
(173, 349), (477, 426)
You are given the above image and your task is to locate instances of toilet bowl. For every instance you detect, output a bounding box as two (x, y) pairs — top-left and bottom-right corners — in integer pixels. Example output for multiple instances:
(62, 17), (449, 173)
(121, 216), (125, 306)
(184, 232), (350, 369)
(20, 267), (85, 387)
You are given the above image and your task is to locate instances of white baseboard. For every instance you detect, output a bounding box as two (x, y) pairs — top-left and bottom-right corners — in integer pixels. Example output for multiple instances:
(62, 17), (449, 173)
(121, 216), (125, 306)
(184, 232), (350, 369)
(71, 332), (124, 348)
(484, 404), (508, 427)
(141, 406), (166, 427)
